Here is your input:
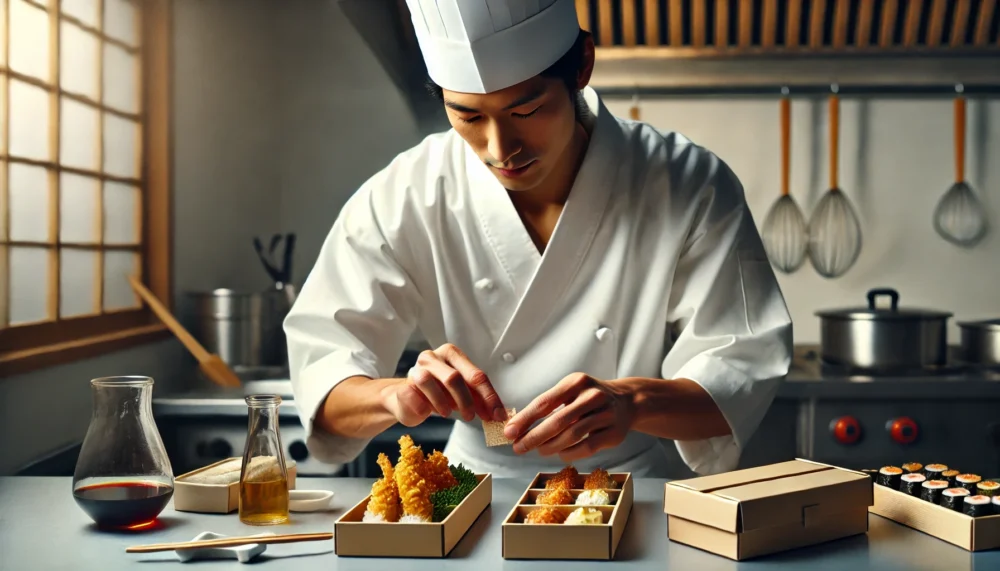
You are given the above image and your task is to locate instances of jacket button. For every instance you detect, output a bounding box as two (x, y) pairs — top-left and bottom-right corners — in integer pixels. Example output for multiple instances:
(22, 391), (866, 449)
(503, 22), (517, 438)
(475, 278), (494, 291)
(595, 327), (612, 342)
(502, 352), (516, 363)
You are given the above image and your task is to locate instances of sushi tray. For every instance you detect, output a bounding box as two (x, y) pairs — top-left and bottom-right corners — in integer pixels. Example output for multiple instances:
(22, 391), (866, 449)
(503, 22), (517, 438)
(501, 467), (634, 560)
(867, 463), (1000, 551)
(663, 459), (872, 561)
(334, 435), (492, 557)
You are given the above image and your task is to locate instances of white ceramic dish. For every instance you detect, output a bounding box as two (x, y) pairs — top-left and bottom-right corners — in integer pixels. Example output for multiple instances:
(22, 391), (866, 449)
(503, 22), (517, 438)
(289, 489), (335, 512)
(175, 531), (274, 563)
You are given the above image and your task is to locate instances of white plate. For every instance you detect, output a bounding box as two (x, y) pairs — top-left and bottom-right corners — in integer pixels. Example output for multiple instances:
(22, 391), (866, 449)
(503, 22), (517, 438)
(289, 489), (335, 512)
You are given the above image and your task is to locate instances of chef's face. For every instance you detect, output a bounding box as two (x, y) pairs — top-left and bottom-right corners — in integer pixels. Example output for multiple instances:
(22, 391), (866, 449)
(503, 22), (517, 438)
(441, 44), (595, 192)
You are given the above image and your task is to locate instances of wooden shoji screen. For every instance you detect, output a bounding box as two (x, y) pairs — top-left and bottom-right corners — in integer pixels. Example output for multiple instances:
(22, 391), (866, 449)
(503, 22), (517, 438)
(0, 0), (172, 376)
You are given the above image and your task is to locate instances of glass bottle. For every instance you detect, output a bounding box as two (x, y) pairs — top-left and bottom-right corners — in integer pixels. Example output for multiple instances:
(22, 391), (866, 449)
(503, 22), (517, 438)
(72, 376), (174, 530)
(239, 394), (290, 525)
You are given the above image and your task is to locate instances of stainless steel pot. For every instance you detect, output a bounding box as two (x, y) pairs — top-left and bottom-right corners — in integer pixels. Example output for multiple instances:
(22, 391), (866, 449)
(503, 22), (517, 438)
(188, 288), (292, 369)
(957, 319), (1000, 366)
(815, 288), (952, 370)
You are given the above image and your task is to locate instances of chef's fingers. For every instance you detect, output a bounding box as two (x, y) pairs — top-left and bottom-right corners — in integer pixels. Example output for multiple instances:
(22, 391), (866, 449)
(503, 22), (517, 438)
(535, 407), (615, 457)
(391, 382), (434, 427)
(417, 353), (476, 422)
(511, 389), (607, 454)
(505, 373), (591, 440)
(558, 426), (621, 463)
(435, 343), (505, 422)
(409, 361), (456, 418)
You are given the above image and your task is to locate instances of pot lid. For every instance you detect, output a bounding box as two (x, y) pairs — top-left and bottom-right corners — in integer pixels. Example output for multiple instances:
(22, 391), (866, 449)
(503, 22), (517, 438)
(815, 288), (952, 321)
(957, 318), (1000, 331)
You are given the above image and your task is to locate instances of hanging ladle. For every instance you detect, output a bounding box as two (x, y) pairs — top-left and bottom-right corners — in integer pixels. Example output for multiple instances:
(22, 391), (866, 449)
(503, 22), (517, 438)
(808, 85), (863, 278)
(933, 84), (988, 247)
(761, 87), (808, 273)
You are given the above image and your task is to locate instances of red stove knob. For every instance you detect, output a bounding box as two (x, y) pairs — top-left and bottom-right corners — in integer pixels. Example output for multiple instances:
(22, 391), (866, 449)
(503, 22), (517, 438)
(830, 416), (862, 445)
(886, 417), (919, 445)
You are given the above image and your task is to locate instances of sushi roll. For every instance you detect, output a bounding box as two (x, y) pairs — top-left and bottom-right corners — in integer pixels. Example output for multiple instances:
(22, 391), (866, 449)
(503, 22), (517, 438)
(940, 488), (970, 511)
(976, 481), (999, 497)
(993, 495), (1000, 515)
(860, 469), (879, 483)
(924, 464), (948, 480)
(902, 462), (923, 474)
(955, 474), (981, 492)
(962, 495), (992, 517)
(919, 480), (948, 504)
(941, 470), (960, 486)
(876, 466), (903, 489)
(899, 473), (926, 496)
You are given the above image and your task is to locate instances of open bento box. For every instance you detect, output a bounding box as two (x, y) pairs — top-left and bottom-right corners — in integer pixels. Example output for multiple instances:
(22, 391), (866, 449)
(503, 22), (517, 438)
(501, 469), (634, 560)
(173, 457), (297, 514)
(867, 463), (1000, 551)
(664, 459), (872, 561)
(334, 473), (492, 557)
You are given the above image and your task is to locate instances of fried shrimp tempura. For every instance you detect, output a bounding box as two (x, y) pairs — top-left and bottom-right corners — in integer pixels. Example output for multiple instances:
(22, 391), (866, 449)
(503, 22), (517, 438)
(525, 507), (567, 524)
(536, 487), (574, 505)
(545, 466), (579, 490)
(363, 453), (400, 522)
(584, 468), (617, 490)
(395, 435), (433, 522)
(422, 449), (457, 493)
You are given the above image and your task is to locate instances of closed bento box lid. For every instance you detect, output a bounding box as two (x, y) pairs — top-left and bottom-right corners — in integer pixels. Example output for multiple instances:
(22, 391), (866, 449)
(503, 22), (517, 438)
(664, 460), (873, 533)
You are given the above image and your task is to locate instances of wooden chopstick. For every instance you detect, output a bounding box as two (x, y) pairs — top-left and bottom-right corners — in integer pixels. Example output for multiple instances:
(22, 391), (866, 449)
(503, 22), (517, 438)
(126, 532), (333, 553)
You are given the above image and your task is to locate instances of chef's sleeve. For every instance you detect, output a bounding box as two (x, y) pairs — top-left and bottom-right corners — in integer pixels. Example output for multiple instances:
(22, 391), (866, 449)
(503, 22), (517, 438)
(661, 153), (793, 476)
(284, 184), (423, 466)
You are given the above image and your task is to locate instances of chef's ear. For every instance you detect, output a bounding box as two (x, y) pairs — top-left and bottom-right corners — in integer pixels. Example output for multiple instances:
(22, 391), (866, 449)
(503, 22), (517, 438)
(576, 31), (596, 90)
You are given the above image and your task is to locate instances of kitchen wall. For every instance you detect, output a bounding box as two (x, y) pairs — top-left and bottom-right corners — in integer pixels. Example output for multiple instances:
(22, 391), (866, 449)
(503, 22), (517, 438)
(0, 0), (283, 475)
(602, 96), (1000, 343)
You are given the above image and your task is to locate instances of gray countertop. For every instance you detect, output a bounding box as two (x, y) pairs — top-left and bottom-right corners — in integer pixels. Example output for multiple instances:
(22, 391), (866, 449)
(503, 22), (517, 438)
(1, 476), (996, 571)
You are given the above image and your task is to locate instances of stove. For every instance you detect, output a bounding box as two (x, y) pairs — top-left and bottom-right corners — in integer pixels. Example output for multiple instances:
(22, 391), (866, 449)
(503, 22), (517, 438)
(768, 346), (1000, 479)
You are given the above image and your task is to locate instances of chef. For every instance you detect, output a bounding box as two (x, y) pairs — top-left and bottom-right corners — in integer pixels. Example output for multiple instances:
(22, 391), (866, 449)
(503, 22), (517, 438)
(285, 0), (792, 478)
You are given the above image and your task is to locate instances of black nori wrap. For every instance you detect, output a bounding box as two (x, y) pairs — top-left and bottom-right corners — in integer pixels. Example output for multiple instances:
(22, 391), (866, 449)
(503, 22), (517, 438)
(941, 488), (969, 511)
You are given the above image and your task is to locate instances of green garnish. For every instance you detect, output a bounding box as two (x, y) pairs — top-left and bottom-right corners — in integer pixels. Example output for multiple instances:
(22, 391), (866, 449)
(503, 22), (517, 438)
(431, 464), (478, 522)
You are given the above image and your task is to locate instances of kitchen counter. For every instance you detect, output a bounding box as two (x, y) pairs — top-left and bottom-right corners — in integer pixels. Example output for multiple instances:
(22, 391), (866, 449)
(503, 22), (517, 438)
(1, 476), (996, 570)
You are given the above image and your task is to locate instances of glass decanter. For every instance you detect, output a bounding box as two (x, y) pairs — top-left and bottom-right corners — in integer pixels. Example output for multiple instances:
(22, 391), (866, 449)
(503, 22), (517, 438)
(72, 376), (174, 529)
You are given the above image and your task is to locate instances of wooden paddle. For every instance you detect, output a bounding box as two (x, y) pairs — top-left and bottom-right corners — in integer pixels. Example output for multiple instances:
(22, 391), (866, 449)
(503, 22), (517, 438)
(128, 275), (242, 388)
(126, 532), (333, 553)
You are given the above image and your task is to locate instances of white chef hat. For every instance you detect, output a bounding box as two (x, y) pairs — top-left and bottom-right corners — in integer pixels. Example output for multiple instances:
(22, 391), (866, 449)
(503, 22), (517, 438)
(404, 0), (581, 94)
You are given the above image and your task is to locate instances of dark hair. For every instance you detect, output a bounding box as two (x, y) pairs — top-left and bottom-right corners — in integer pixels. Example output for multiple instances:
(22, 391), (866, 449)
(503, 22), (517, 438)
(425, 29), (591, 101)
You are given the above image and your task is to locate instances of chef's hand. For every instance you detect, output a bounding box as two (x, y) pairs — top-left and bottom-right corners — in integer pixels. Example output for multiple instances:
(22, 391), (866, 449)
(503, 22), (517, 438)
(381, 343), (506, 427)
(503, 373), (636, 462)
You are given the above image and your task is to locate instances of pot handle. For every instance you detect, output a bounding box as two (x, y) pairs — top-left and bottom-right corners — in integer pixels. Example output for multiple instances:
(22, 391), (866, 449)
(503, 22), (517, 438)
(867, 288), (899, 312)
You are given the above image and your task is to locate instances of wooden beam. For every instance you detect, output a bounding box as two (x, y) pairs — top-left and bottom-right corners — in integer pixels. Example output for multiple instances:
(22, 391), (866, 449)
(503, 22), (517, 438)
(950, 0), (971, 47)
(143, 0), (172, 307)
(692, 0), (706, 46)
(974, 0), (996, 46)
(621, 0), (636, 46)
(879, 0), (898, 48)
(598, 0), (613, 46)
(96, 0), (106, 313)
(715, 0), (728, 47)
(786, 0), (802, 47)
(762, 0), (777, 47)
(1, 156), (142, 185)
(48, 0), (61, 320)
(669, 0), (683, 47)
(833, 0), (850, 48)
(856, 0), (874, 47)
(927, 0), (948, 46)
(645, 0), (659, 45)
(903, 0), (923, 47)
(810, 0), (826, 48)
(738, 0), (752, 48)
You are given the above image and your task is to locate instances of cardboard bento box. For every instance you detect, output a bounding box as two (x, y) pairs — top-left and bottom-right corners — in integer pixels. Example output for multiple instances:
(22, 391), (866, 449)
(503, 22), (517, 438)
(173, 457), (298, 514)
(663, 459), (872, 561)
(870, 480), (1000, 551)
(334, 473), (492, 557)
(501, 471), (634, 560)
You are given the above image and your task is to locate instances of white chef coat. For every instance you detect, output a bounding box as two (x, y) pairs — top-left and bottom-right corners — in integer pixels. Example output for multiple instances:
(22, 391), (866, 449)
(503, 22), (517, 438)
(285, 87), (793, 478)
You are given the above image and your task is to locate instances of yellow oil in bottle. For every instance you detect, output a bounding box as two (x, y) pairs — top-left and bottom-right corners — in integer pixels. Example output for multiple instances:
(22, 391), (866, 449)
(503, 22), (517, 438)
(239, 477), (289, 525)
